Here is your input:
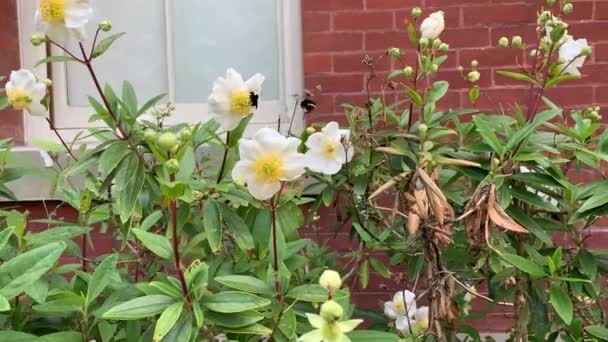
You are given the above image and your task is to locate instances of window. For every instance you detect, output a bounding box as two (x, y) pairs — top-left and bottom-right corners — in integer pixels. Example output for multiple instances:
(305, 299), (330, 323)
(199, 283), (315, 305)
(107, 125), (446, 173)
(17, 0), (303, 143)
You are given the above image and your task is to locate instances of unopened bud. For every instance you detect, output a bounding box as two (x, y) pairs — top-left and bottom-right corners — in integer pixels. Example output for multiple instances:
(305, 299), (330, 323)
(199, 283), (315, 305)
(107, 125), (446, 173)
(179, 127), (192, 141)
(319, 270), (342, 296)
(467, 71), (480, 82)
(430, 64), (439, 72)
(157, 132), (179, 153)
(530, 49), (538, 57)
(99, 20), (112, 32)
(305, 127), (316, 135)
(491, 157), (500, 169)
(539, 11), (552, 22)
(581, 46), (592, 56)
(512, 36), (523, 48)
(144, 129), (157, 142)
(320, 300), (344, 322)
(547, 0), (556, 5)
(419, 37), (429, 48)
(457, 65), (464, 73)
(165, 159), (180, 174)
(387, 47), (401, 58)
(471, 60), (479, 68)
(432, 39), (442, 49)
(562, 3), (573, 15)
(411, 7), (422, 18)
(30, 34), (46, 46)
(418, 124), (428, 137)
(498, 37), (509, 48)
(44, 79), (53, 87)
(439, 43), (449, 52)
(403, 66), (413, 77)
(234, 179), (245, 187)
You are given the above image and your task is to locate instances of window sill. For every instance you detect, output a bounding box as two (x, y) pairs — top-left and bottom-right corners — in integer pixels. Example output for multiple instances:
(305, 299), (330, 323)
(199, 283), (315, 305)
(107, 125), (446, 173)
(2, 146), (60, 202)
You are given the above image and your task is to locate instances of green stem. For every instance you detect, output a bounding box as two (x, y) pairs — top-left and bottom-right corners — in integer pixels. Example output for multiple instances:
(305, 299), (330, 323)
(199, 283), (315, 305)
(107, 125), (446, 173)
(170, 174), (191, 304)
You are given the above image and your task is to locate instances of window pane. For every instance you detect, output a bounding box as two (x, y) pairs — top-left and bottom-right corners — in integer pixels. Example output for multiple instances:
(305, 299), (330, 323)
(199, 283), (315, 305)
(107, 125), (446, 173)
(172, 0), (281, 103)
(65, 0), (168, 107)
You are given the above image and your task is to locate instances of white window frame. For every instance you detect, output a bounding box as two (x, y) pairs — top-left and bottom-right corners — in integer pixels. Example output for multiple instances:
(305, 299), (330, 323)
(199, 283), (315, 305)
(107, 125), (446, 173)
(17, 0), (304, 144)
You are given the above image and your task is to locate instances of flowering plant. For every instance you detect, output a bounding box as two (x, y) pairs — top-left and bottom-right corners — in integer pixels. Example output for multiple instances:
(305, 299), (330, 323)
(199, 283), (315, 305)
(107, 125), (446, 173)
(0, 1), (607, 342)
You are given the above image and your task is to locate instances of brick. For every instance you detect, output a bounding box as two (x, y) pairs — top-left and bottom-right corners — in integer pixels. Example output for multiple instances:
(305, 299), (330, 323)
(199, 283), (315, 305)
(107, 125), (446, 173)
(545, 86), (594, 107)
(566, 1), (594, 21)
(463, 4), (536, 27)
(595, 43), (608, 63)
(435, 68), (492, 90)
(303, 12), (331, 32)
(490, 24), (537, 45)
(460, 47), (525, 68)
(365, 31), (411, 51)
(427, 0), (490, 6)
(302, 0), (364, 12)
(334, 11), (395, 31)
(462, 87), (528, 111)
(306, 74), (365, 93)
(596, 1), (608, 20)
(304, 54), (333, 73)
(596, 85), (608, 103)
(333, 52), (391, 73)
(304, 32), (363, 52)
(442, 27), (490, 48)
(569, 22), (608, 42)
(365, 0), (422, 10)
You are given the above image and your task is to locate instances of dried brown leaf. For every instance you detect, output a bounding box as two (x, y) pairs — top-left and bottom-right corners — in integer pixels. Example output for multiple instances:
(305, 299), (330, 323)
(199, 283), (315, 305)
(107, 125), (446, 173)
(487, 184), (528, 234)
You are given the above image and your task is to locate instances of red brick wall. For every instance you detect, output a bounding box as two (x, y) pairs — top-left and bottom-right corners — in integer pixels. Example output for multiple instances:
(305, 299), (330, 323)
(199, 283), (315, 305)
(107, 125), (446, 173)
(0, 0), (23, 143)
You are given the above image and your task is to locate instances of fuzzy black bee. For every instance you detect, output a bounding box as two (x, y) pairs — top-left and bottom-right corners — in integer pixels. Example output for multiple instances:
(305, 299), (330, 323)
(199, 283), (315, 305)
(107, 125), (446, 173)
(249, 92), (259, 109)
(300, 98), (317, 114)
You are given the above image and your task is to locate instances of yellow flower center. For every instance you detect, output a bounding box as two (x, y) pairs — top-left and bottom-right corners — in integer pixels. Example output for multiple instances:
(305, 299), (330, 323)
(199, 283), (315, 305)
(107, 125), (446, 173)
(6, 88), (32, 110)
(230, 90), (253, 117)
(39, 0), (66, 23)
(416, 319), (429, 331)
(323, 140), (338, 159)
(252, 154), (284, 183)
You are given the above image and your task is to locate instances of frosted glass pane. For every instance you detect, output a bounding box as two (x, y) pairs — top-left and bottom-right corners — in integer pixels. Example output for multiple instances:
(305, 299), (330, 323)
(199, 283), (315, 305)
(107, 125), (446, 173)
(65, 0), (168, 107)
(172, 0), (280, 102)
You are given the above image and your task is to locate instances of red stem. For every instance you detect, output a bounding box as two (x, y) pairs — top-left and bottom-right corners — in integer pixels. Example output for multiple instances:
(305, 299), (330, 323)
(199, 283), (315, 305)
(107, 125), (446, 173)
(270, 185), (285, 302)
(407, 45), (422, 129)
(170, 174), (191, 304)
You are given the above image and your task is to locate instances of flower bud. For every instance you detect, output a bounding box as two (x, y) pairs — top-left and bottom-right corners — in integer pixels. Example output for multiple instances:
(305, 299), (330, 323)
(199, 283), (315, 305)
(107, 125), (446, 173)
(165, 159), (180, 174)
(467, 71), (480, 82)
(144, 129), (157, 142)
(234, 179), (245, 187)
(30, 34), (47, 46)
(411, 7), (422, 18)
(418, 124), (428, 138)
(539, 10), (552, 22)
(179, 127), (192, 141)
(547, 0), (556, 5)
(387, 47), (401, 58)
(432, 39), (442, 49)
(320, 300), (344, 322)
(439, 43), (449, 52)
(430, 64), (439, 72)
(456, 65), (464, 73)
(305, 127), (316, 135)
(511, 36), (523, 48)
(403, 66), (413, 77)
(157, 132), (179, 153)
(491, 157), (500, 170)
(562, 3), (573, 15)
(99, 20), (112, 32)
(498, 37), (509, 48)
(530, 49), (538, 57)
(581, 46), (592, 56)
(319, 270), (342, 295)
(471, 60), (479, 68)
(44, 79), (53, 87)
(419, 37), (429, 48)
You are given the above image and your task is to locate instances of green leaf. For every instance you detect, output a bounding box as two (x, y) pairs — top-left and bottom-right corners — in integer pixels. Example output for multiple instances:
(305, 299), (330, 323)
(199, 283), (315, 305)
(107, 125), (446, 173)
(218, 203), (254, 252)
(205, 310), (264, 328)
(469, 86), (480, 104)
(496, 70), (537, 84)
(278, 309), (297, 338)
(349, 330), (401, 342)
(472, 116), (504, 156)
(214, 275), (273, 295)
(153, 301), (184, 342)
(31, 138), (67, 153)
(122, 81), (138, 116)
(102, 295), (175, 320)
(585, 325), (608, 340)
(0, 294), (9, 311)
(160, 313), (192, 342)
(0, 96), (8, 111)
(137, 93), (166, 116)
(140, 210), (163, 231)
(0, 242), (66, 299)
(203, 291), (271, 313)
(405, 86), (423, 106)
(222, 323), (272, 336)
(0, 332), (37, 342)
(92, 32), (126, 59)
(25, 225), (91, 246)
(506, 206), (553, 245)
(132, 229), (173, 260)
(549, 285), (573, 325)
(34, 55), (78, 67)
(228, 115), (253, 147)
(501, 253), (547, 278)
(0, 226), (14, 251)
(359, 260), (369, 289)
(98, 141), (130, 175)
(33, 296), (84, 313)
(369, 257), (391, 278)
(203, 199), (222, 253)
(38, 332), (84, 342)
(546, 74), (578, 88)
(577, 191), (608, 214)
(428, 81), (449, 103)
(286, 285), (329, 302)
(86, 254), (118, 305)
(119, 160), (145, 222)
(577, 250), (597, 280)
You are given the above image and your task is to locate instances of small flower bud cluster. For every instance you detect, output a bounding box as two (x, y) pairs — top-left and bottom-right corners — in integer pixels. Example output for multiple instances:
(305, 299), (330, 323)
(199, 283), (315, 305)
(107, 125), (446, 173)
(458, 60), (480, 83)
(152, 103), (175, 120)
(498, 36), (523, 49)
(583, 106), (602, 122)
(30, 34), (47, 46)
(99, 20), (112, 32)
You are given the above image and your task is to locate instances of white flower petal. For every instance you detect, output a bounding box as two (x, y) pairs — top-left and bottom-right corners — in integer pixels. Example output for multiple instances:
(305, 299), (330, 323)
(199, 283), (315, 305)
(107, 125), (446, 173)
(238, 139), (263, 162)
(27, 102), (48, 116)
(245, 73), (265, 94)
(282, 154), (306, 180)
(305, 313), (324, 329)
(383, 301), (398, 319)
(395, 316), (414, 334)
(232, 160), (254, 183)
(420, 11), (445, 39)
(256, 128), (289, 153)
(10, 69), (35, 87)
(414, 306), (429, 322)
(247, 180), (281, 201)
(338, 319), (362, 333)
(297, 329), (323, 342)
(322, 121), (340, 139)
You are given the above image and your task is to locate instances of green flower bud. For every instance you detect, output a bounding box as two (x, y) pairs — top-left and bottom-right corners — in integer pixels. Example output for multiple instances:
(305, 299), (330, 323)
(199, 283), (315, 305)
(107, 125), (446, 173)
(305, 127), (316, 135)
(165, 159), (180, 174)
(511, 36), (523, 48)
(234, 179), (245, 187)
(539, 10), (552, 22)
(498, 37), (509, 48)
(418, 124), (428, 138)
(562, 3), (573, 15)
(144, 129), (157, 142)
(430, 64), (439, 72)
(44, 79), (53, 87)
(411, 7), (422, 18)
(471, 60), (479, 68)
(403, 66), (413, 77)
(319, 270), (342, 295)
(179, 127), (192, 141)
(547, 0), (556, 5)
(30, 34), (47, 46)
(457, 65), (464, 73)
(320, 300), (344, 322)
(439, 43), (449, 52)
(99, 20), (112, 32)
(491, 157), (501, 170)
(467, 71), (480, 82)
(432, 39), (442, 49)
(419, 37), (429, 48)
(157, 132), (179, 153)
(581, 46), (592, 56)
(387, 47), (401, 58)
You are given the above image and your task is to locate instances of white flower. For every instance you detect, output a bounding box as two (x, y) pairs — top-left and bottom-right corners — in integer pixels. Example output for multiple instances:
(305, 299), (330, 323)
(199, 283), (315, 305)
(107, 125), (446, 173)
(384, 290), (418, 334)
(413, 306), (429, 332)
(208, 68), (265, 131)
(35, 0), (93, 42)
(463, 285), (478, 315)
(559, 36), (588, 76)
(305, 122), (354, 175)
(4, 69), (47, 116)
(232, 128), (305, 200)
(420, 11), (445, 40)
